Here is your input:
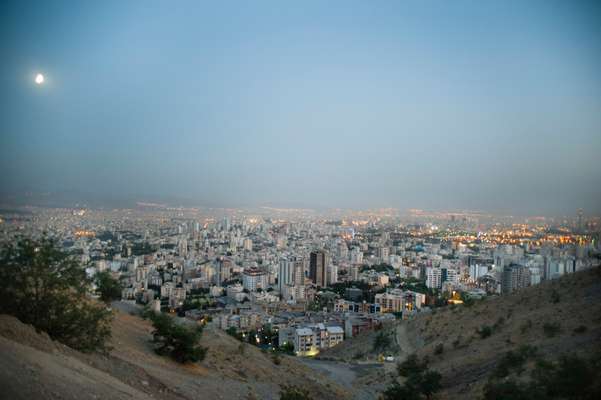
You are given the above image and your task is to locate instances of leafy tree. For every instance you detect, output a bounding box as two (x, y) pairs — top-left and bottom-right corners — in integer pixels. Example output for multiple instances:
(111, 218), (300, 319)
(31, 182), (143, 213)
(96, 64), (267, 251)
(415, 370), (442, 400)
(380, 382), (415, 400)
(374, 331), (393, 352)
(0, 236), (113, 352)
(147, 312), (207, 363)
(279, 385), (313, 400)
(383, 355), (441, 400)
(397, 354), (427, 377)
(280, 341), (295, 355)
(95, 270), (122, 303)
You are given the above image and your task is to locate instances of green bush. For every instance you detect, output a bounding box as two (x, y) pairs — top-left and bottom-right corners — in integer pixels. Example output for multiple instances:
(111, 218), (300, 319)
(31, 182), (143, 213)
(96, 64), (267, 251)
(0, 237), (113, 352)
(95, 271), (122, 303)
(542, 322), (561, 338)
(477, 325), (493, 339)
(484, 354), (601, 400)
(385, 355), (441, 400)
(374, 331), (393, 352)
(148, 312), (207, 363)
(279, 385), (313, 400)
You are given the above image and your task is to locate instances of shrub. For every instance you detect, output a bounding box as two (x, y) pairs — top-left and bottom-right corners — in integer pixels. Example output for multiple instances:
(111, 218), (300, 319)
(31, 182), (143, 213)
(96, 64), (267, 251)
(397, 354), (428, 377)
(493, 346), (537, 378)
(477, 325), (493, 339)
(148, 312), (207, 363)
(550, 289), (561, 304)
(0, 236), (113, 352)
(542, 322), (561, 338)
(573, 325), (587, 334)
(434, 343), (444, 355)
(279, 341), (295, 355)
(95, 271), (122, 303)
(279, 385), (312, 400)
(385, 355), (441, 400)
(485, 354), (601, 400)
(373, 331), (393, 352)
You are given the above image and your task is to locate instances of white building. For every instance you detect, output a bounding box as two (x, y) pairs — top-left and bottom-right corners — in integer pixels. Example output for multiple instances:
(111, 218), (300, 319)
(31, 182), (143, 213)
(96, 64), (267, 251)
(294, 328), (316, 355)
(242, 267), (268, 292)
(426, 267), (442, 289)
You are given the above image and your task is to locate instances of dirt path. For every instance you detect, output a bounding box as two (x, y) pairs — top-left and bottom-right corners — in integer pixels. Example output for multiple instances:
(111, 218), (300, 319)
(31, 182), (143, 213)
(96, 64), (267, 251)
(297, 358), (384, 400)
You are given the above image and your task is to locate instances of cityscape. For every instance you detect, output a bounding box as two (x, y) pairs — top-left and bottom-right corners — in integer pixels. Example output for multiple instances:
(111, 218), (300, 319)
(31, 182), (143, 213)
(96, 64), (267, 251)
(1, 1), (601, 400)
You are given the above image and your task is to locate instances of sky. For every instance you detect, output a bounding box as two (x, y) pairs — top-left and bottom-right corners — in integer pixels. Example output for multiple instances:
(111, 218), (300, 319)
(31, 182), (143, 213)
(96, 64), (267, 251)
(1, 0), (600, 215)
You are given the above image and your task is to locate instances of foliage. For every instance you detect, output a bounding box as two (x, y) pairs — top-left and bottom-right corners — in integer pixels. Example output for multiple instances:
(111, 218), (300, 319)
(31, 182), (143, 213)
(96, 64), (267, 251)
(0, 236), (113, 352)
(493, 346), (538, 378)
(360, 263), (394, 273)
(483, 353), (601, 400)
(477, 325), (493, 339)
(542, 322), (561, 338)
(383, 355), (441, 400)
(374, 331), (393, 352)
(550, 289), (561, 304)
(280, 341), (295, 355)
(279, 385), (313, 400)
(147, 312), (207, 363)
(434, 343), (444, 355)
(95, 271), (122, 303)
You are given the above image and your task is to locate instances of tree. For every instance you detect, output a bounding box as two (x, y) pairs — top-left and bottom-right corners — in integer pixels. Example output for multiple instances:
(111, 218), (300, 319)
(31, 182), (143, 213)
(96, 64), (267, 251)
(148, 312), (207, 363)
(279, 385), (313, 400)
(382, 355), (442, 400)
(0, 236), (113, 352)
(95, 271), (122, 303)
(374, 331), (392, 352)
(280, 341), (295, 355)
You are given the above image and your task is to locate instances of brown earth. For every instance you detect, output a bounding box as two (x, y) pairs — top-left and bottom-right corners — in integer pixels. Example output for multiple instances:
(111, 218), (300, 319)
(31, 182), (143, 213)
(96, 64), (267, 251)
(318, 266), (601, 399)
(0, 310), (350, 400)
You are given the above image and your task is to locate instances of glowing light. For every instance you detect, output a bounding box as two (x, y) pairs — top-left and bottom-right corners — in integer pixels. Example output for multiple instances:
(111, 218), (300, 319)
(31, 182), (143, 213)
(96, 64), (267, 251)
(35, 73), (45, 84)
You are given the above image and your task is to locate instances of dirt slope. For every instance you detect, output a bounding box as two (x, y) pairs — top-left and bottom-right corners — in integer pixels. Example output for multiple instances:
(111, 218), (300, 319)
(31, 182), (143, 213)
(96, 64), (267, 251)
(319, 267), (601, 399)
(0, 311), (349, 400)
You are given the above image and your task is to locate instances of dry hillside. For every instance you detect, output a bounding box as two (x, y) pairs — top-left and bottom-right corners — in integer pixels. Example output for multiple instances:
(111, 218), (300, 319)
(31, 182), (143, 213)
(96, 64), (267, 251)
(321, 267), (601, 399)
(0, 310), (349, 400)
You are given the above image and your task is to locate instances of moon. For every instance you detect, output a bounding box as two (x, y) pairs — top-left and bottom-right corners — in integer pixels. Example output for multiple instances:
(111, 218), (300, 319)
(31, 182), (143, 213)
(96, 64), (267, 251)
(35, 73), (45, 85)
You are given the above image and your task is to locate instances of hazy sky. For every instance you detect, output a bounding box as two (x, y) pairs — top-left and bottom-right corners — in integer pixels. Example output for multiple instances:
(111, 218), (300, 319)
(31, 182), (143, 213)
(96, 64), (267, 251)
(1, 0), (600, 214)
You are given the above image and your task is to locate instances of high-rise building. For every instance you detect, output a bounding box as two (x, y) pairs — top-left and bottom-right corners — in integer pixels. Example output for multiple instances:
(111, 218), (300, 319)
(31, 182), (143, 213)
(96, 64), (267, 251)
(328, 264), (338, 285)
(426, 267), (442, 289)
(242, 267), (268, 292)
(501, 264), (530, 294)
(310, 251), (328, 287)
(279, 256), (305, 293)
(243, 238), (253, 251)
(350, 264), (360, 281)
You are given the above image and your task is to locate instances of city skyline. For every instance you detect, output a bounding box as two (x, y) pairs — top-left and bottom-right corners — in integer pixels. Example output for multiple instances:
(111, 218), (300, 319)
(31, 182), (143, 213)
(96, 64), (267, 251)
(2, 1), (601, 215)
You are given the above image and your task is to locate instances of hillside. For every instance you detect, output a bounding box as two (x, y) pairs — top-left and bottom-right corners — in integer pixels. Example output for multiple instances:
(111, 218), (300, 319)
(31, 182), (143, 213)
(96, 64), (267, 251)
(0, 311), (349, 400)
(320, 267), (601, 399)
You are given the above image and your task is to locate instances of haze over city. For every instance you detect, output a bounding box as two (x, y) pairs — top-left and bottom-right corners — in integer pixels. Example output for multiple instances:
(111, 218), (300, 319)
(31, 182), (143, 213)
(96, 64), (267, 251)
(1, 0), (600, 215)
